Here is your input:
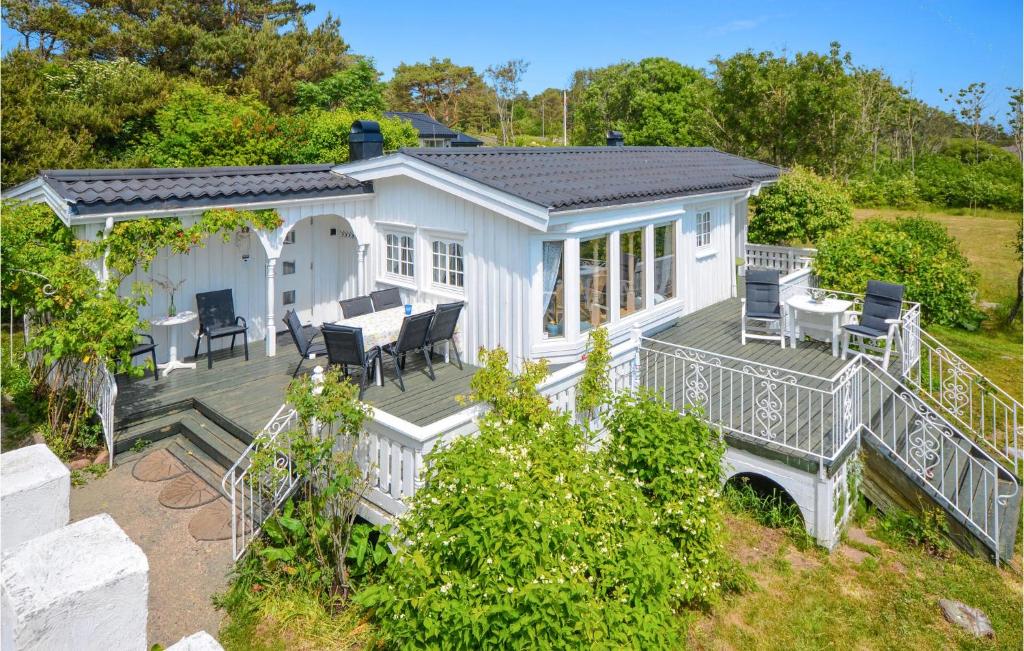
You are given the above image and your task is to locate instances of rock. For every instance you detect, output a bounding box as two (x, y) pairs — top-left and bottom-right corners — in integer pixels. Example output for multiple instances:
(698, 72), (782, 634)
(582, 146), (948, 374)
(68, 458), (91, 471)
(939, 599), (995, 639)
(93, 450), (109, 466)
(838, 545), (871, 564)
(846, 527), (879, 548)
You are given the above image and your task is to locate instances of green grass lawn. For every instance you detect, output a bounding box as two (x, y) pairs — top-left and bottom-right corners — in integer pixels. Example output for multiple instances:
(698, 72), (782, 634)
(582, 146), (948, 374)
(854, 207), (1022, 400)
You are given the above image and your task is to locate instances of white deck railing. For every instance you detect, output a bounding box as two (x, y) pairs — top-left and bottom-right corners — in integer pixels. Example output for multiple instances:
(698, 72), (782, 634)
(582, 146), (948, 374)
(745, 243), (817, 275)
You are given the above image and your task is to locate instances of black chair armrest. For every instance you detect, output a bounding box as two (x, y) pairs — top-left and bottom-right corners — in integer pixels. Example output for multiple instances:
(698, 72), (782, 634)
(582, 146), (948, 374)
(235, 316), (247, 328)
(138, 333), (155, 344)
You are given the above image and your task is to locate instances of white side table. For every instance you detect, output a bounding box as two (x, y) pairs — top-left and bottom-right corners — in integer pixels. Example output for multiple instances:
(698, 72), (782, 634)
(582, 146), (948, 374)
(149, 310), (198, 376)
(786, 295), (853, 357)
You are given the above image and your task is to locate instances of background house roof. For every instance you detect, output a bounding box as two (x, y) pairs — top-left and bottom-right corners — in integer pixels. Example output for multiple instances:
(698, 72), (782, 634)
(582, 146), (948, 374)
(29, 164), (369, 217)
(398, 147), (782, 211)
(383, 111), (460, 140)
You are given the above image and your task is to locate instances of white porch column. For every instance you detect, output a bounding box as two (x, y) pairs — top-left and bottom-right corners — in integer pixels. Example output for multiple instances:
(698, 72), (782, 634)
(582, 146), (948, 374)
(99, 216), (114, 284)
(265, 257), (278, 356)
(356, 243), (370, 295)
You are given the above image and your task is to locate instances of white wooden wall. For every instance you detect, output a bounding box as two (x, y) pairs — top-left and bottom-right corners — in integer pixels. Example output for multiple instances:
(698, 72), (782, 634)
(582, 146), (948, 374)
(681, 200), (734, 313)
(369, 177), (534, 367)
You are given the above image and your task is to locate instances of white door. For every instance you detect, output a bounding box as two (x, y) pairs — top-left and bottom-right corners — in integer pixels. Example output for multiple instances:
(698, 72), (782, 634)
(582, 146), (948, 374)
(276, 218), (315, 325)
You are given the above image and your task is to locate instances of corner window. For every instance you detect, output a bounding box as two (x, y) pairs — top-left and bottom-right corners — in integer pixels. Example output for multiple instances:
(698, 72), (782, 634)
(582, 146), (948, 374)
(579, 235), (609, 332)
(619, 228), (645, 316)
(696, 210), (712, 248)
(654, 224), (675, 302)
(431, 239), (464, 288)
(542, 241), (564, 338)
(385, 232), (414, 278)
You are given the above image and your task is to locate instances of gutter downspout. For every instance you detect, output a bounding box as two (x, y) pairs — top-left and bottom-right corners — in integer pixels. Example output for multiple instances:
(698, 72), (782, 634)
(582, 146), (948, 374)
(100, 216), (114, 284)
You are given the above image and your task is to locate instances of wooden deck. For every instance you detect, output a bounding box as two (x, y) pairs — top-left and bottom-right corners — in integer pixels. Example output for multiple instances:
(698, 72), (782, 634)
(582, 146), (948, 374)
(115, 334), (479, 434)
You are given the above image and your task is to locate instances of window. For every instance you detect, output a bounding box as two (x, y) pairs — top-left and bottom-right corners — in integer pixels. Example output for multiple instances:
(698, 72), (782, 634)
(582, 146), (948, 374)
(696, 210), (712, 248)
(385, 233), (415, 278)
(654, 224), (675, 302)
(542, 241), (564, 338)
(282, 290), (296, 305)
(619, 229), (645, 316)
(431, 239), (465, 288)
(284, 230), (296, 245)
(579, 235), (609, 332)
(282, 261), (296, 275)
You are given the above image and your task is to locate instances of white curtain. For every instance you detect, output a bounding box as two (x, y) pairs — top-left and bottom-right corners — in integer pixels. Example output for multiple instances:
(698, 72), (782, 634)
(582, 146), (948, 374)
(542, 241), (563, 316)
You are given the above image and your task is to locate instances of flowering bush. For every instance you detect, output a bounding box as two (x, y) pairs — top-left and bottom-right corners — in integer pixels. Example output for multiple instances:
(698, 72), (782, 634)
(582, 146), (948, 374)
(357, 349), (685, 649)
(604, 390), (733, 605)
(749, 166), (853, 245)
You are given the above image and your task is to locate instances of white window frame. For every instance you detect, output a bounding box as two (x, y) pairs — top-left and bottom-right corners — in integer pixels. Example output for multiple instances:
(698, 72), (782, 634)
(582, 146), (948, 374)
(431, 238), (465, 290)
(696, 210), (712, 249)
(384, 231), (415, 280)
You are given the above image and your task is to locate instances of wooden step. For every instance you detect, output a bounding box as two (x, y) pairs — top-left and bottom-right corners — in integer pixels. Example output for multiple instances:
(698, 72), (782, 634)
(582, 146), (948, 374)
(177, 412), (249, 469)
(165, 436), (230, 500)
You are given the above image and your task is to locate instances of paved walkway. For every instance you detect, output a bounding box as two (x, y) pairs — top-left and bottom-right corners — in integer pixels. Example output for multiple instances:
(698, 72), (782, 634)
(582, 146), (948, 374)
(70, 456), (232, 647)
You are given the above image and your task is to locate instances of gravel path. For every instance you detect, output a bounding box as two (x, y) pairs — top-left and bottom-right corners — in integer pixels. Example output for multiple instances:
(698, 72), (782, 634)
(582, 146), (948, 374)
(70, 455), (233, 647)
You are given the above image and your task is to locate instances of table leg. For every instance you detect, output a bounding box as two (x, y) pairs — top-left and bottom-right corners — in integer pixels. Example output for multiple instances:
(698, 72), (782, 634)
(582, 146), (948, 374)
(831, 313), (840, 357)
(789, 306), (798, 349)
(157, 325), (197, 376)
(376, 355), (384, 387)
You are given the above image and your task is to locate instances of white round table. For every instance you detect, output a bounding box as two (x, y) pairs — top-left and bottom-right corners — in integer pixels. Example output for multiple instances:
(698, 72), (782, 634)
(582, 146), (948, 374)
(785, 294), (853, 357)
(149, 310), (198, 376)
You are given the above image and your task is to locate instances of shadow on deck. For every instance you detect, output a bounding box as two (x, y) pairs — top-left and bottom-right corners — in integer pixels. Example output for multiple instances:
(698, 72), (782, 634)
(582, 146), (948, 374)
(116, 335), (478, 435)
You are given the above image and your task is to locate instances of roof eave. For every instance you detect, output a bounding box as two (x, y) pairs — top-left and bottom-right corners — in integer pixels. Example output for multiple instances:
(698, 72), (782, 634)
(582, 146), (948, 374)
(3, 177), (74, 226)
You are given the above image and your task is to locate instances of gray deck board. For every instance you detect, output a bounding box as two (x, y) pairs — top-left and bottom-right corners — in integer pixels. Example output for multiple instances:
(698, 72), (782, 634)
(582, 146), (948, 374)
(116, 335), (478, 433)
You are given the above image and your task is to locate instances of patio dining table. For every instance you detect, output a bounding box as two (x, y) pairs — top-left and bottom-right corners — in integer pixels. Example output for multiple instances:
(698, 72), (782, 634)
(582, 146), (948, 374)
(333, 302), (436, 386)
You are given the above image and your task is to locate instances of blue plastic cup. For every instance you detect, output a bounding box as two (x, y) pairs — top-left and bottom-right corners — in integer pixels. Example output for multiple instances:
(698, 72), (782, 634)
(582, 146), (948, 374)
(404, 304), (412, 315)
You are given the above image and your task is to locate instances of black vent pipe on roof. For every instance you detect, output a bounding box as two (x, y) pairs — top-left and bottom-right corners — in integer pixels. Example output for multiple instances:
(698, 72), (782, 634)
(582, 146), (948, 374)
(606, 130), (624, 146)
(350, 120), (384, 161)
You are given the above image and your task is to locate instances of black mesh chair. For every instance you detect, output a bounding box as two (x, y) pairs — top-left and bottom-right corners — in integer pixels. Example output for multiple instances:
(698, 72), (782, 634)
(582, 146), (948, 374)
(283, 309), (327, 377)
(381, 311), (435, 391)
(340, 296), (374, 319)
(321, 324), (380, 397)
(130, 333), (159, 381)
(194, 289), (248, 369)
(426, 301), (464, 369)
(370, 287), (402, 311)
(740, 269), (785, 347)
(842, 280), (905, 368)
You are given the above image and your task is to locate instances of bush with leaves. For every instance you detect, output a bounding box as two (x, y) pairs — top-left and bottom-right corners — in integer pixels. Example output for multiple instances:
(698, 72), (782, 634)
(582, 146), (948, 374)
(357, 348), (685, 649)
(604, 390), (735, 604)
(813, 216), (982, 327)
(749, 166), (853, 245)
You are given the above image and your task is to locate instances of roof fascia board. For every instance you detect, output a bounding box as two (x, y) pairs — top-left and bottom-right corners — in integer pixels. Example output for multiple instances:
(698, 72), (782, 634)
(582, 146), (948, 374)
(547, 187), (755, 233)
(334, 155), (550, 231)
(3, 178), (73, 226)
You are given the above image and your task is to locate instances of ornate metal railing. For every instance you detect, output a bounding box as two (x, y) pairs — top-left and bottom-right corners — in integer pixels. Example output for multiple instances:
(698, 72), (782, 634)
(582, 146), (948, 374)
(744, 243), (817, 275)
(859, 356), (1018, 564)
(638, 338), (861, 464)
(221, 403), (301, 560)
(903, 328), (1021, 475)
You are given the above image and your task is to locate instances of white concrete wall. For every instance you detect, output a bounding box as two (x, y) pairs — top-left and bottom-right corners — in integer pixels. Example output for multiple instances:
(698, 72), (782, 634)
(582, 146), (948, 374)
(1, 514), (148, 651)
(0, 445), (69, 552)
(166, 631), (223, 650)
(370, 176), (535, 366)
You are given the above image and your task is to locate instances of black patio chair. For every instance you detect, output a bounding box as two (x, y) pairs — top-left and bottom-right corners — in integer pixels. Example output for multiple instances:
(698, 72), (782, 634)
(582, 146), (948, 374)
(193, 289), (248, 369)
(370, 287), (403, 311)
(841, 280), (905, 368)
(130, 333), (159, 381)
(321, 324), (380, 398)
(740, 269), (785, 347)
(283, 309), (327, 378)
(340, 295), (374, 319)
(381, 310), (435, 392)
(426, 301), (464, 370)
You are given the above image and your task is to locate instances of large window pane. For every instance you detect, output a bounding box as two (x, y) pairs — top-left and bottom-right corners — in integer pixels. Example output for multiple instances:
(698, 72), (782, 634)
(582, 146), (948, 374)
(619, 229), (645, 316)
(579, 235), (608, 332)
(654, 224), (675, 303)
(542, 241), (564, 338)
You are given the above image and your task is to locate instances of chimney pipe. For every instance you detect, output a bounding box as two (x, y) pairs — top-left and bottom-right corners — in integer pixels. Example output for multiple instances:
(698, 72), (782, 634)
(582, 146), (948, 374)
(349, 120), (384, 161)
(606, 130), (624, 147)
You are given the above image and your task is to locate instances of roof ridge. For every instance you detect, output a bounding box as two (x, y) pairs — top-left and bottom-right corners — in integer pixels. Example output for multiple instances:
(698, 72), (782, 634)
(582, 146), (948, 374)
(41, 164), (337, 181)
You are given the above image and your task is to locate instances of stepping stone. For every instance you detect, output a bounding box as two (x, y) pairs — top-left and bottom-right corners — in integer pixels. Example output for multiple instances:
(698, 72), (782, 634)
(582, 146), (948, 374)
(158, 472), (219, 509)
(188, 500), (251, 541)
(132, 449), (187, 482)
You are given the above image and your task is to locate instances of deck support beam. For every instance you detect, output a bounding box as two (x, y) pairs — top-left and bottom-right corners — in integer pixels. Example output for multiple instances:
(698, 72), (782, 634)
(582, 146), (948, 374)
(265, 256), (278, 356)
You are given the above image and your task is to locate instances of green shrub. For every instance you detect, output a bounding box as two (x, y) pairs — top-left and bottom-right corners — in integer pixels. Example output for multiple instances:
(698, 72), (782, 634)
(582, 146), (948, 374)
(813, 216), (982, 327)
(749, 166), (853, 245)
(876, 507), (952, 558)
(847, 175), (920, 209)
(604, 390), (733, 603)
(357, 349), (685, 649)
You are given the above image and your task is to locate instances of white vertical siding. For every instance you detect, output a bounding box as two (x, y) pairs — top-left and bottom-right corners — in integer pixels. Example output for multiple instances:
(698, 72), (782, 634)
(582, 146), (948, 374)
(681, 201), (734, 313)
(370, 177), (534, 367)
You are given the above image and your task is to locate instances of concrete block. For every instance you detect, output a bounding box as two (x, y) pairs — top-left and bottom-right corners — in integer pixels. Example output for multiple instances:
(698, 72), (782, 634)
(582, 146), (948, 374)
(1, 514), (149, 651)
(166, 631), (224, 650)
(1, 444), (70, 552)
